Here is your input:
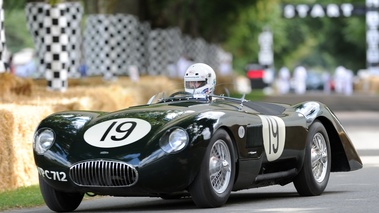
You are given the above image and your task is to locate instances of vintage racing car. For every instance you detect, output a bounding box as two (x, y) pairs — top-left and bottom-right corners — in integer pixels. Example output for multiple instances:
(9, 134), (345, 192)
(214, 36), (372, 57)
(33, 91), (362, 212)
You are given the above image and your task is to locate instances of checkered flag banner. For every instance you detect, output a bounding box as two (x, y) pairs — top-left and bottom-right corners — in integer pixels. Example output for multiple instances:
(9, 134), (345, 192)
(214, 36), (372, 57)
(0, 0), (5, 73)
(147, 28), (192, 76)
(44, 3), (69, 91)
(182, 36), (207, 63)
(26, 2), (45, 77)
(166, 27), (183, 64)
(25, 2), (83, 81)
(83, 14), (139, 77)
(206, 44), (221, 71)
(147, 29), (171, 75)
(135, 21), (150, 74)
(65, 2), (83, 78)
(25, 3), (231, 80)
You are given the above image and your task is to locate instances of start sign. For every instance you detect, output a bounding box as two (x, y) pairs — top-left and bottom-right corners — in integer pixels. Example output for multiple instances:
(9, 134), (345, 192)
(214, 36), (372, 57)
(283, 3), (355, 18)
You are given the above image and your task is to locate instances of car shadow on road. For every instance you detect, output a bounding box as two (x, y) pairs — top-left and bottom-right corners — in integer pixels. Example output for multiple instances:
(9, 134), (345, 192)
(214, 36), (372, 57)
(73, 190), (347, 212)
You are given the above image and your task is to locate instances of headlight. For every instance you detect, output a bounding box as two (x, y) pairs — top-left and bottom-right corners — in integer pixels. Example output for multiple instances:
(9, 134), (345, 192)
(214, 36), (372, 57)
(34, 128), (55, 155)
(160, 128), (189, 153)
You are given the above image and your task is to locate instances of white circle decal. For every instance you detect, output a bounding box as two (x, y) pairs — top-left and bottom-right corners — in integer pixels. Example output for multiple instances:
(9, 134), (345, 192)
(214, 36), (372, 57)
(84, 118), (151, 148)
(238, 126), (245, 138)
(258, 115), (286, 162)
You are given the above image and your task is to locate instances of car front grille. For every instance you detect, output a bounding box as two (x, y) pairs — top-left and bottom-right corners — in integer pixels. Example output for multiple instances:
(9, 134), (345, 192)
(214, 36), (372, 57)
(69, 160), (138, 187)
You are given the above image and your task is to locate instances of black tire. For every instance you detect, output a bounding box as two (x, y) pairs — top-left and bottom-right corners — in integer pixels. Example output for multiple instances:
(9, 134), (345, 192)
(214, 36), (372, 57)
(189, 129), (236, 208)
(39, 176), (84, 212)
(293, 120), (331, 196)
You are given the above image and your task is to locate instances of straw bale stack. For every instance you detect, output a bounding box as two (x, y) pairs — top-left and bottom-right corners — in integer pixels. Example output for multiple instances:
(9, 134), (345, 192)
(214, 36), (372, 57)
(0, 73), (33, 98)
(0, 105), (54, 191)
(0, 110), (17, 191)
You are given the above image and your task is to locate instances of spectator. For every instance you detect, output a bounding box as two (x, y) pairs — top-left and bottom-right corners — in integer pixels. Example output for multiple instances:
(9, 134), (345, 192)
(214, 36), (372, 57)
(293, 65), (307, 94)
(344, 69), (353, 96)
(334, 66), (346, 94)
(277, 66), (291, 94)
(322, 71), (331, 94)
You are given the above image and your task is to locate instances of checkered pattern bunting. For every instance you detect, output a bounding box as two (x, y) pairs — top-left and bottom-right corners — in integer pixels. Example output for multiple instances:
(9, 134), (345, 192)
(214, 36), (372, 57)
(43, 3), (69, 91)
(147, 29), (170, 75)
(0, 0), (5, 73)
(83, 14), (140, 77)
(166, 27), (183, 64)
(25, 2), (46, 77)
(65, 2), (83, 78)
(83, 15), (230, 77)
(207, 44), (221, 70)
(25, 3), (231, 82)
(26, 2), (83, 81)
(134, 22), (150, 74)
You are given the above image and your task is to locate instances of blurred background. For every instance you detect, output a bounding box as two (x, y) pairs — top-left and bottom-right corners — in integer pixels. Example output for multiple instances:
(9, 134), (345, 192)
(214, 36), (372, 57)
(1, 0), (378, 95)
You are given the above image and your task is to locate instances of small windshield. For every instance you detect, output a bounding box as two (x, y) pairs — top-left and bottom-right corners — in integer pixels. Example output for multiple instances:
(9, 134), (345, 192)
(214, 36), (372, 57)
(147, 91), (210, 104)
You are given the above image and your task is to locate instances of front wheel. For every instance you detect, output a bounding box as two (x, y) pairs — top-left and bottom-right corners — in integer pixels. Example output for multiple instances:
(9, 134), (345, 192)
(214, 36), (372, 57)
(39, 176), (84, 212)
(189, 129), (236, 208)
(293, 120), (331, 196)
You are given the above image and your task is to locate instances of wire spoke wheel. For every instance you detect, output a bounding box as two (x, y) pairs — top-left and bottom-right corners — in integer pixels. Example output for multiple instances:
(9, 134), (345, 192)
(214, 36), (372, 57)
(311, 132), (328, 183)
(189, 129), (235, 208)
(209, 139), (232, 194)
(294, 120), (331, 196)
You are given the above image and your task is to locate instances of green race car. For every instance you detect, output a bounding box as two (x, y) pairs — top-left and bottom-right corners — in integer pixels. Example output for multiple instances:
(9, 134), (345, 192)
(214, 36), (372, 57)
(34, 92), (362, 212)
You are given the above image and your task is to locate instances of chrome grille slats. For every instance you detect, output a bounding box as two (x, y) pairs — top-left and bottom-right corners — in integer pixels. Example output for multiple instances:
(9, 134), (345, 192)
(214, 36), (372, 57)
(69, 160), (138, 187)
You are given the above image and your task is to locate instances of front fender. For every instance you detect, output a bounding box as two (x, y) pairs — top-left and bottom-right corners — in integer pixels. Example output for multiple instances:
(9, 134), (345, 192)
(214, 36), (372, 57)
(294, 101), (363, 172)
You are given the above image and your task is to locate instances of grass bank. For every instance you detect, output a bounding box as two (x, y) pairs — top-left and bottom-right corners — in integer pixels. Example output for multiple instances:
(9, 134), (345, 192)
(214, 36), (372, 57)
(0, 185), (44, 211)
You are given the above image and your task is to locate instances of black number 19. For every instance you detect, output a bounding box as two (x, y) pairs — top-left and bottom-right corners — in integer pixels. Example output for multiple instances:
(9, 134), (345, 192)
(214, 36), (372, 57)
(100, 121), (137, 142)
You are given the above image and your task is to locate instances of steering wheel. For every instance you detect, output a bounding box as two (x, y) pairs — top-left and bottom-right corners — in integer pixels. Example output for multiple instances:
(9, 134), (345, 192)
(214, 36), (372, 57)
(169, 91), (192, 97)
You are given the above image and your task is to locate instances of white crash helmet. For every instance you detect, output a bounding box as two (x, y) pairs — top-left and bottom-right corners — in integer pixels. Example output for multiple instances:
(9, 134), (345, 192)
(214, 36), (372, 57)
(184, 63), (216, 95)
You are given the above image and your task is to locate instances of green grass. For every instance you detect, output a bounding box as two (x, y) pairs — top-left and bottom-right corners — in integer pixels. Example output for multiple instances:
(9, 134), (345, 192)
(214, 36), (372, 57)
(0, 185), (45, 211)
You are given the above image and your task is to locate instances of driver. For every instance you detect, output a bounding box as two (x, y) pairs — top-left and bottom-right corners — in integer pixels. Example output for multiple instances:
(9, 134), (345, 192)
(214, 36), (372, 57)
(184, 63), (216, 96)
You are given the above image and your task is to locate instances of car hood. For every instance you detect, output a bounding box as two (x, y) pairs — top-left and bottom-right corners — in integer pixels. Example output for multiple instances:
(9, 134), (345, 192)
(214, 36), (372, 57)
(39, 100), (228, 164)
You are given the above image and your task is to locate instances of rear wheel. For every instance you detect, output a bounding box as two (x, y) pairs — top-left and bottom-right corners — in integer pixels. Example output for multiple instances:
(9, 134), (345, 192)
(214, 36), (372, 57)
(294, 120), (331, 196)
(189, 129), (236, 208)
(39, 176), (84, 212)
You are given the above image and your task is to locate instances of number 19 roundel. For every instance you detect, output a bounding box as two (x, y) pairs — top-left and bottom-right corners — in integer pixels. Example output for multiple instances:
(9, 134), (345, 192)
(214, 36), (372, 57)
(258, 115), (286, 162)
(84, 118), (151, 148)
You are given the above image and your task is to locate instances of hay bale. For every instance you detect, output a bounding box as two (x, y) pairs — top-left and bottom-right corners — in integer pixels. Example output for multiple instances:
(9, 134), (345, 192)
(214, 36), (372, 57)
(0, 110), (17, 191)
(0, 73), (33, 98)
(0, 105), (54, 192)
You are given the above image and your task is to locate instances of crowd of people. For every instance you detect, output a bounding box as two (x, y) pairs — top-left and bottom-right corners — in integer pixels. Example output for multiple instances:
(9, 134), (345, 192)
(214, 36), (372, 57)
(275, 65), (354, 96)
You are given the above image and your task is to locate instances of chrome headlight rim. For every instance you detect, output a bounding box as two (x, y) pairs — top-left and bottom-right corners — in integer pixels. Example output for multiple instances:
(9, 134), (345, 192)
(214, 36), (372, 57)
(160, 127), (189, 154)
(34, 128), (55, 155)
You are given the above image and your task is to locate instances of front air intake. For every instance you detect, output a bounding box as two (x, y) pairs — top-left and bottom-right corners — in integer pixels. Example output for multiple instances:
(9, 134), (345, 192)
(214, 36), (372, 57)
(69, 160), (138, 187)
